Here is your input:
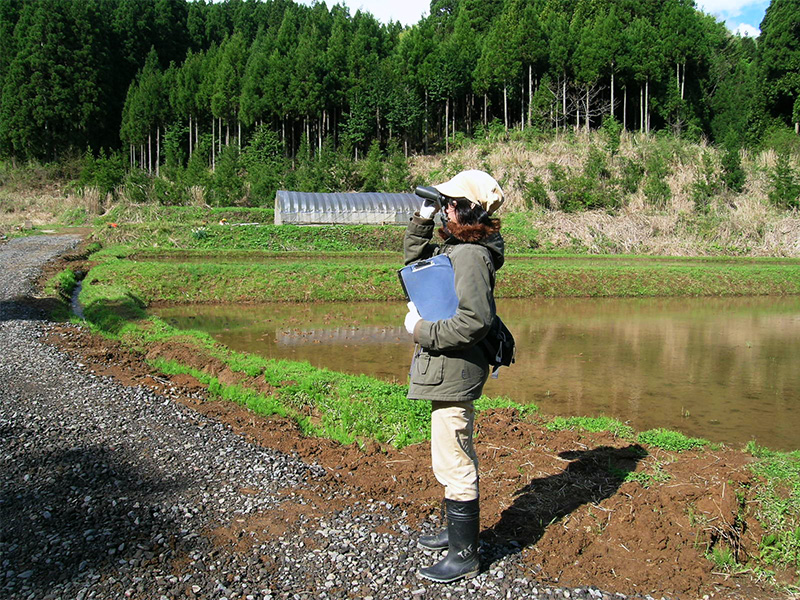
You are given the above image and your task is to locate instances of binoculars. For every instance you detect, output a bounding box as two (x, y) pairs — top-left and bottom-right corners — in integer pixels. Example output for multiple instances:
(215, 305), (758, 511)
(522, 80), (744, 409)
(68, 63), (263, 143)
(414, 186), (445, 208)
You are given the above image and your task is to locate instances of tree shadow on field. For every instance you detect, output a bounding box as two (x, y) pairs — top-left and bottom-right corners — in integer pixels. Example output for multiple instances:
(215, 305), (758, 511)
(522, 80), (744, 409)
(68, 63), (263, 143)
(0, 422), (192, 597)
(483, 444), (646, 564)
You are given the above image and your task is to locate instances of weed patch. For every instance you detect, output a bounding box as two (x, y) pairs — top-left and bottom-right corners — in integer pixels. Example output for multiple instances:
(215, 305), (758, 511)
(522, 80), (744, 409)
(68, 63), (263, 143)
(636, 428), (709, 452)
(745, 442), (800, 581)
(546, 415), (635, 439)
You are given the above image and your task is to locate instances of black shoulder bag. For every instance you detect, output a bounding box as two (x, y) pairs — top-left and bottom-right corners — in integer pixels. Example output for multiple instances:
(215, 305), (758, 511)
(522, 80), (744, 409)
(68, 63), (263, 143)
(481, 315), (516, 378)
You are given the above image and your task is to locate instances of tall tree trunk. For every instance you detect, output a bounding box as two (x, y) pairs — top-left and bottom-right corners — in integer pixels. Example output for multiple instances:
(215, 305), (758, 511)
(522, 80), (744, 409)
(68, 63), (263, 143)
(623, 86), (627, 131)
(467, 92), (473, 135)
(503, 83), (508, 131)
(453, 100), (456, 142)
(528, 65), (533, 127)
(521, 80), (525, 131)
(585, 86), (590, 131)
(424, 90), (429, 154)
(483, 93), (488, 127)
(212, 118), (216, 170)
(610, 69), (615, 119)
(156, 126), (160, 178)
(445, 98), (449, 154)
(562, 77), (566, 132)
(640, 85), (644, 133)
(645, 78), (650, 133)
(681, 62), (686, 100)
(189, 115), (193, 157)
(238, 119), (241, 150)
(148, 131), (152, 174)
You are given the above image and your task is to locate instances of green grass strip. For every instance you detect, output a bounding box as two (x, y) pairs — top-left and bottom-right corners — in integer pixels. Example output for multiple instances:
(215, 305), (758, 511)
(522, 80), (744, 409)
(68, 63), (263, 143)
(82, 254), (800, 304)
(636, 428), (709, 452)
(499, 261), (800, 297)
(94, 222), (406, 253)
(545, 415), (635, 439)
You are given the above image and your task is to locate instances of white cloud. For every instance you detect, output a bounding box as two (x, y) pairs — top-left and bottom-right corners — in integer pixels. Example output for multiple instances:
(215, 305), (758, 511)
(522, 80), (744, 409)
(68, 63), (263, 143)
(298, 0), (429, 26)
(697, 0), (748, 17)
(696, 1), (767, 35)
(734, 23), (760, 37)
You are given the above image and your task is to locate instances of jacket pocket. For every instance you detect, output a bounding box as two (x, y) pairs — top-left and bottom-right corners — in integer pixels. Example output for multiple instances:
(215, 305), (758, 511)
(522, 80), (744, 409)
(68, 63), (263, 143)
(412, 352), (444, 386)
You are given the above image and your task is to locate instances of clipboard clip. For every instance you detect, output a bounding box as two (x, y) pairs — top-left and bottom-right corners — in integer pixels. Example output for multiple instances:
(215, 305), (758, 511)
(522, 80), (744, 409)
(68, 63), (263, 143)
(411, 260), (434, 272)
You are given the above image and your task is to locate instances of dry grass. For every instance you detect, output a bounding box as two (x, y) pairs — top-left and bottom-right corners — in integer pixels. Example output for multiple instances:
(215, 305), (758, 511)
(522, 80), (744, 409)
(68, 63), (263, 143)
(0, 192), (68, 230)
(409, 131), (800, 256)
(188, 185), (207, 207)
(0, 184), (107, 233)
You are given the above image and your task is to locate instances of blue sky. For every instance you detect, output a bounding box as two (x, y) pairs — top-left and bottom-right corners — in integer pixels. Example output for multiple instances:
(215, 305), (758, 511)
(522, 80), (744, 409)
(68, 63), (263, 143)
(299, 0), (769, 36)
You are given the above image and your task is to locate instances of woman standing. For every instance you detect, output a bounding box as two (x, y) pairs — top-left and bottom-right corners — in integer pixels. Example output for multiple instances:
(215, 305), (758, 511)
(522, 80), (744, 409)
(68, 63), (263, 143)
(403, 169), (505, 583)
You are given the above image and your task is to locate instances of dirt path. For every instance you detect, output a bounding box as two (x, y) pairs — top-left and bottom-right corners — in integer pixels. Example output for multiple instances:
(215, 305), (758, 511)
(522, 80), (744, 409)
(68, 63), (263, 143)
(1, 234), (791, 600)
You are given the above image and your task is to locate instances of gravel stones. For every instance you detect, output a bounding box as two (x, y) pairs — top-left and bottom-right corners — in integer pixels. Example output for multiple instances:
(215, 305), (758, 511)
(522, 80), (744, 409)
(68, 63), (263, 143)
(0, 236), (659, 600)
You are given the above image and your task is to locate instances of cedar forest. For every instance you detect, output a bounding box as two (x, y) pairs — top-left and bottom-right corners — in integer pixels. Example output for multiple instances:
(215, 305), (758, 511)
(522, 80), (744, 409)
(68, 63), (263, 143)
(0, 0), (798, 197)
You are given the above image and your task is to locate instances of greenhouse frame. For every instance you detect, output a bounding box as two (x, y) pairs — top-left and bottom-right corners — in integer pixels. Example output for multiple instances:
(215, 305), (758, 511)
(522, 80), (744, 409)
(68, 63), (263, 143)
(274, 190), (420, 225)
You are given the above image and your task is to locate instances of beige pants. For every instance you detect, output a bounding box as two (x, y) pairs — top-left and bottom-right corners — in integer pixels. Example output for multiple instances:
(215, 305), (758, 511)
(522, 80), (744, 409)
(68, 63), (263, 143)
(431, 401), (479, 501)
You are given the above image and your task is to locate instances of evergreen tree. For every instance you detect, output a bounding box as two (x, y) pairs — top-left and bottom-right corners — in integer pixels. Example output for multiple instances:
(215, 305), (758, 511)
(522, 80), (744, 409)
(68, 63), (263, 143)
(768, 153), (800, 209)
(626, 17), (663, 133)
(361, 139), (385, 192)
(212, 33), (247, 147)
(474, 0), (524, 132)
(241, 124), (286, 204)
(0, 0), (107, 159)
(710, 38), (758, 147)
(385, 138), (410, 191)
(573, 11), (606, 130)
(543, 10), (572, 130)
(240, 27), (274, 128)
(758, 0), (800, 132)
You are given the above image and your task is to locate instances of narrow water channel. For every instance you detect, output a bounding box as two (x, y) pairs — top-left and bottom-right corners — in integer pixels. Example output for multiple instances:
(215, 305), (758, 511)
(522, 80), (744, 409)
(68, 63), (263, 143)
(152, 296), (800, 451)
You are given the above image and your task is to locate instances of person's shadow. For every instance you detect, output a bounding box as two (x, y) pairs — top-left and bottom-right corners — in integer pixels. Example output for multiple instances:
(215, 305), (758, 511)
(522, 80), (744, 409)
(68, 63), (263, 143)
(482, 444), (646, 564)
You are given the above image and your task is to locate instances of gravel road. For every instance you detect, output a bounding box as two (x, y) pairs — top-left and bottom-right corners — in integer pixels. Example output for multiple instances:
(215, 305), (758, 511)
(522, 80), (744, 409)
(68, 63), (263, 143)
(0, 235), (655, 600)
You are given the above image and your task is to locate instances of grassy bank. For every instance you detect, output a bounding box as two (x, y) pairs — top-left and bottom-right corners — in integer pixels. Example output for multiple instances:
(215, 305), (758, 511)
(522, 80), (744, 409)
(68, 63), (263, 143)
(86, 207), (800, 259)
(84, 249), (800, 305)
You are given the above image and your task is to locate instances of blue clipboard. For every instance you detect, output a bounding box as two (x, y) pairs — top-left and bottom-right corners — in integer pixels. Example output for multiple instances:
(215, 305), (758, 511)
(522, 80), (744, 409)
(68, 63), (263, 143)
(398, 254), (458, 321)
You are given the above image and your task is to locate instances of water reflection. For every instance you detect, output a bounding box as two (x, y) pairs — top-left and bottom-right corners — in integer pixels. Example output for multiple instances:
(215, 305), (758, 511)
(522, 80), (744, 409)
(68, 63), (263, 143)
(153, 296), (800, 451)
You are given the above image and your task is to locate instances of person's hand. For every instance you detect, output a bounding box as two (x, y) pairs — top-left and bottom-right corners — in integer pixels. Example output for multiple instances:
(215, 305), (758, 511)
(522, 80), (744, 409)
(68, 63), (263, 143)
(419, 198), (439, 219)
(404, 301), (422, 334)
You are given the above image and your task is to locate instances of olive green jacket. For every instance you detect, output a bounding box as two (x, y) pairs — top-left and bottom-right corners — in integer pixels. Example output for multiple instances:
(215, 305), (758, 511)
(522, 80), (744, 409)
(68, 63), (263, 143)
(404, 214), (505, 402)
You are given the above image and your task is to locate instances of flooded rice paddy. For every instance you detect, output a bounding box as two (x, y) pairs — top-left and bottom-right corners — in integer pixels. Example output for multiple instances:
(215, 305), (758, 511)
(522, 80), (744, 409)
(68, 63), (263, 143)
(153, 296), (800, 451)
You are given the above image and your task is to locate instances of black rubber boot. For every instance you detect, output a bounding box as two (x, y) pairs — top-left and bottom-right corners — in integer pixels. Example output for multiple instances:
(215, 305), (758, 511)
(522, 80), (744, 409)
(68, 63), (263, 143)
(418, 528), (448, 551)
(418, 499), (448, 550)
(418, 498), (480, 583)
